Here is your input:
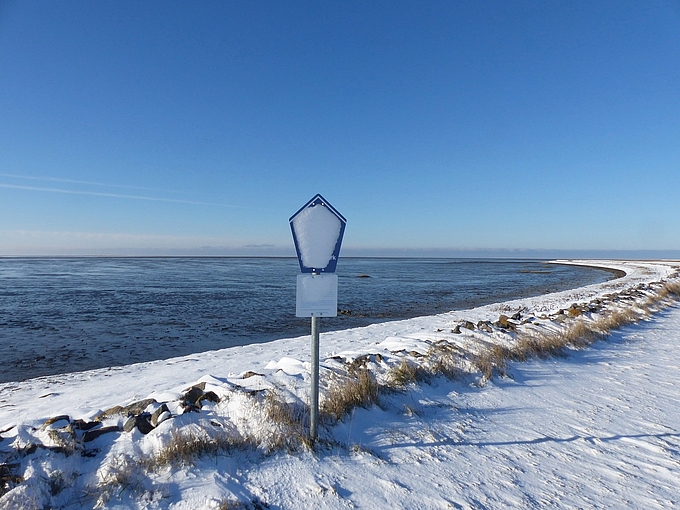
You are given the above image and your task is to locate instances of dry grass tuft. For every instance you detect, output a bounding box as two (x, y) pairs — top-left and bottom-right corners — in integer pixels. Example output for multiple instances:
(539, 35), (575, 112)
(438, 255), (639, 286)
(512, 319), (600, 362)
(474, 344), (511, 380)
(594, 308), (646, 333)
(45, 429), (78, 456)
(500, 280), (680, 373)
(93, 454), (140, 507)
(562, 319), (600, 348)
(321, 369), (380, 423)
(387, 359), (431, 389)
(143, 428), (238, 469)
(0, 463), (24, 499)
(514, 331), (567, 360)
(215, 498), (268, 510)
(260, 390), (311, 451)
(47, 470), (70, 496)
(424, 342), (467, 381)
(664, 281), (680, 296)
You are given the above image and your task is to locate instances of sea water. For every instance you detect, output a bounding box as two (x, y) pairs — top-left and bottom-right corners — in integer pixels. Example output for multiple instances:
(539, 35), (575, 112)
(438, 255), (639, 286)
(0, 257), (616, 383)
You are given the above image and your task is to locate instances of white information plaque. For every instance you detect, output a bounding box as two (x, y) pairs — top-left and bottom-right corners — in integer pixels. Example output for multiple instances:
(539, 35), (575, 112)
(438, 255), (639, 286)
(296, 274), (338, 317)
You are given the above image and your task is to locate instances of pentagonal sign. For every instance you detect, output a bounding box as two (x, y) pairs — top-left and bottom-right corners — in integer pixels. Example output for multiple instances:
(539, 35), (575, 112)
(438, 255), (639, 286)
(289, 194), (347, 274)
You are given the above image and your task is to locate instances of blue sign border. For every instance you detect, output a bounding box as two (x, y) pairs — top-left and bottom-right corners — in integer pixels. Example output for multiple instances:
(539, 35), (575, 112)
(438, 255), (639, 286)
(289, 194), (347, 273)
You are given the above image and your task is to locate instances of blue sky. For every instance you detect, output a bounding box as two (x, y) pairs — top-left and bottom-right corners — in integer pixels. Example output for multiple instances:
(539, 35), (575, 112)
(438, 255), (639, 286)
(1, 1), (679, 257)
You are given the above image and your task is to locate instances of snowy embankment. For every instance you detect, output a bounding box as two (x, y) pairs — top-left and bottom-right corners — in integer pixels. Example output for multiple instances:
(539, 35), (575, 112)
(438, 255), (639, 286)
(1, 260), (679, 509)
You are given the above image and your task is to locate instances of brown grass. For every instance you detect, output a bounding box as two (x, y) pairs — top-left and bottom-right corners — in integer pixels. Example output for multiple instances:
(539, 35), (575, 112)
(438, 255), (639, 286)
(214, 497), (270, 509)
(473, 280), (680, 382)
(655, 281), (680, 300)
(595, 308), (644, 333)
(0, 463), (24, 499)
(93, 454), (140, 507)
(260, 390), (311, 451)
(423, 341), (467, 381)
(386, 359), (431, 389)
(143, 428), (238, 469)
(665, 281), (680, 296)
(321, 369), (380, 423)
(474, 344), (511, 380)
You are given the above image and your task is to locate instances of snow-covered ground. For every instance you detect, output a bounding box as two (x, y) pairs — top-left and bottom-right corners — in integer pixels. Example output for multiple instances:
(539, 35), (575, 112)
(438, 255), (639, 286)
(1, 260), (679, 509)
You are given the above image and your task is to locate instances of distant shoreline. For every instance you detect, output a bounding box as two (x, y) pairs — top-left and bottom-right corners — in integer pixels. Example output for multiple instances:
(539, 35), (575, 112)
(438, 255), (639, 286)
(551, 260), (627, 279)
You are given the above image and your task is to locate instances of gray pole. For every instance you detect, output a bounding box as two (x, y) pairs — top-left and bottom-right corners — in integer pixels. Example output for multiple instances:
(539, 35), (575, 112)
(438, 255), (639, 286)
(310, 315), (320, 441)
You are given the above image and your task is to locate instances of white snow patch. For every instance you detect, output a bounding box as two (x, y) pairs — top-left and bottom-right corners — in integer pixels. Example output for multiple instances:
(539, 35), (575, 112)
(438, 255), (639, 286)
(291, 203), (341, 269)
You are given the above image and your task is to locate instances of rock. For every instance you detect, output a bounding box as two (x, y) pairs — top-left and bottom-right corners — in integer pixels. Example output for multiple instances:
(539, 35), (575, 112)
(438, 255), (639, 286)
(181, 384), (221, 411)
(122, 399), (157, 417)
(349, 354), (370, 369)
(93, 405), (123, 422)
(452, 325), (462, 334)
(494, 315), (517, 331)
(337, 309), (352, 316)
(186, 381), (207, 391)
(242, 371), (263, 379)
(568, 305), (583, 317)
(477, 321), (493, 333)
(82, 426), (120, 443)
(123, 413), (154, 435)
(182, 386), (205, 407)
(40, 415), (70, 431)
(463, 321), (475, 331)
(72, 419), (99, 431)
(122, 416), (136, 433)
(151, 404), (170, 427)
(200, 391), (220, 405)
(155, 411), (172, 426)
(511, 311), (522, 321)
(554, 313), (568, 323)
(139, 418), (154, 434)
(94, 398), (157, 422)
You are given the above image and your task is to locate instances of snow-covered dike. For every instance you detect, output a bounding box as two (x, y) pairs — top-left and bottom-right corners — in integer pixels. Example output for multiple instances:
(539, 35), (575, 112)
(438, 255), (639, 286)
(1, 260), (679, 509)
(240, 297), (680, 509)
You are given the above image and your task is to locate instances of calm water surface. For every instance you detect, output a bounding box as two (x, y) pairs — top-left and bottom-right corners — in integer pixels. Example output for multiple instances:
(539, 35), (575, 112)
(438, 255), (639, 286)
(0, 257), (616, 383)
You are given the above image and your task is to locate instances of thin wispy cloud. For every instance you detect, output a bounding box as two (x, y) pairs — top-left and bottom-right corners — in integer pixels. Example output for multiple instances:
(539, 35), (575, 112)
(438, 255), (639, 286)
(0, 172), (180, 194)
(0, 183), (237, 208)
(1, 229), (231, 242)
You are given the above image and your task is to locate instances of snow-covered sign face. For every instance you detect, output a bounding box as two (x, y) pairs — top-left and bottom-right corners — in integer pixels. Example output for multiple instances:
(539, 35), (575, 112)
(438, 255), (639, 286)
(290, 194), (346, 273)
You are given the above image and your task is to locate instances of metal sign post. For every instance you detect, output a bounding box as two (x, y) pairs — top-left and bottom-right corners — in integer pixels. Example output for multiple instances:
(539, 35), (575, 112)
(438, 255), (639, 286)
(290, 194), (346, 441)
(310, 314), (320, 440)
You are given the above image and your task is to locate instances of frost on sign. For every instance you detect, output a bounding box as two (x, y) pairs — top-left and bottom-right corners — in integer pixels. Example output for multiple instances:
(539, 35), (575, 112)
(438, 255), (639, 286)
(292, 205), (340, 268)
(290, 194), (346, 273)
